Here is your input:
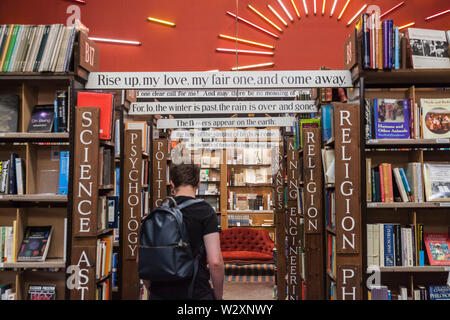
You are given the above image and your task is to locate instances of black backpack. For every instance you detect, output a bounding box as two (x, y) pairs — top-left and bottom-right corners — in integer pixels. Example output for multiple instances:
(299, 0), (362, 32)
(138, 197), (204, 298)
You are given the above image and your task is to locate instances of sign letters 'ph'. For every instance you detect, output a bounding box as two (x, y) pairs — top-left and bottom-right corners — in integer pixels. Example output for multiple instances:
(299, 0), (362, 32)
(152, 139), (167, 209)
(72, 107), (99, 237)
(123, 130), (142, 260)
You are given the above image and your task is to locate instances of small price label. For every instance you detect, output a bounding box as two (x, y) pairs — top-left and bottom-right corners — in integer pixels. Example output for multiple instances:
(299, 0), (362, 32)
(439, 203), (450, 207)
(0, 133), (5, 137)
(367, 202), (376, 207)
(436, 139), (450, 144)
(368, 139), (378, 144)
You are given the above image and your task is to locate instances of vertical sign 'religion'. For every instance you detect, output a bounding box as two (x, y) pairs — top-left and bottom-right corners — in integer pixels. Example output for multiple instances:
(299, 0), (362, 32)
(273, 143), (286, 300)
(334, 104), (361, 254)
(72, 107), (99, 237)
(303, 128), (322, 234)
(286, 138), (301, 299)
(152, 139), (167, 209)
(121, 130), (142, 299)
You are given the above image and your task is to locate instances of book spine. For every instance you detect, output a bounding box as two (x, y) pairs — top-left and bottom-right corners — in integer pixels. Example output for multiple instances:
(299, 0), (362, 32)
(58, 151), (69, 195)
(379, 224), (384, 267)
(371, 168), (376, 202)
(409, 99), (414, 139)
(373, 98), (379, 139)
(382, 21), (388, 69)
(387, 164), (393, 203)
(384, 224), (395, 267)
(418, 224), (424, 266)
(362, 13), (370, 69)
(394, 27), (399, 70)
(2, 25), (19, 72)
(399, 168), (413, 201)
(379, 164), (385, 202)
(34, 25), (50, 72)
(53, 98), (58, 133)
(388, 20), (393, 69)
(410, 225), (416, 266)
(8, 154), (16, 195)
(56, 90), (67, 132)
(15, 158), (23, 195)
(394, 225), (402, 266)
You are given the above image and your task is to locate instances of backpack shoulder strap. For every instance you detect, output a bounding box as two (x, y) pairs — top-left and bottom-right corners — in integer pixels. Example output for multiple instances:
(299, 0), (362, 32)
(177, 198), (204, 210)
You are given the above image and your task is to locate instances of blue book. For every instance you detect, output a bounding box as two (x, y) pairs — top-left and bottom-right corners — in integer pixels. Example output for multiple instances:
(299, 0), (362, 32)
(53, 98), (58, 133)
(384, 224), (395, 266)
(394, 27), (400, 70)
(428, 286), (450, 300)
(373, 98), (410, 139)
(321, 105), (333, 142)
(399, 168), (413, 200)
(57, 151), (69, 195)
(115, 167), (120, 196)
(112, 253), (118, 288)
(107, 196), (119, 229)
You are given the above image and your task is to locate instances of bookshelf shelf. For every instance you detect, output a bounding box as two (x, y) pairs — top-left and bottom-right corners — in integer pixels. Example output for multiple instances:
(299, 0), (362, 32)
(366, 139), (450, 148)
(367, 202), (450, 208)
(327, 271), (336, 282)
(325, 137), (335, 146)
(0, 194), (68, 203)
(96, 273), (112, 283)
(326, 227), (336, 235)
(227, 164), (272, 167)
(100, 140), (115, 148)
(0, 258), (66, 269)
(0, 72), (79, 82)
(97, 228), (114, 237)
(325, 183), (335, 189)
(227, 210), (274, 214)
(99, 184), (114, 191)
(378, 266), (450, 273)
(352, 68), (450, 88)
(200, 180), (220, 184)
(0, 132), (69, 142)
(229, 184), (273, 188)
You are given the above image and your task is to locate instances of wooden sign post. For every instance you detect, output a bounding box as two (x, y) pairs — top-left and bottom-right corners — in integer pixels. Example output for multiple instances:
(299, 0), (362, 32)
(274, 143), (286, 300)
(70, 107), (100, 300)
(302, 127), (324, 299)
(152, 139), (168, 209)
(121, 130), (143, 299)
(334, 103), (362, 300)
(286, 138), (302, 300)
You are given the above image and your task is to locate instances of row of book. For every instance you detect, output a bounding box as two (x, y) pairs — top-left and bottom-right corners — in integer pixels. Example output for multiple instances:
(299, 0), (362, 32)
(0, 24), (77, 73)
(200, 168), (220, 182)
(367, 161), (450, 203)
(327, 234), (336, 279)
(0, 151), (69, 195)
(99, 147), (112, 187)
(322, 148), (335, 184)
(367, 224), (450, 267)
(324, 189), (336, 231)
(197, 182), (219, 196)
(125, 120), (151, 154)
(96, 235), (113, 280)
(96, 278), (111, 300)
(228, 215), (252, 227)
(228, 167), (272, 186)
(227, 191), (270, 211)
(0, 224), (16, 263)
(366, 98), (450, 140)
(226, 148), (272, 166)
(369, 285), (450, 300)
(97, 196), (119, 231)
(0, 284), (15, 300)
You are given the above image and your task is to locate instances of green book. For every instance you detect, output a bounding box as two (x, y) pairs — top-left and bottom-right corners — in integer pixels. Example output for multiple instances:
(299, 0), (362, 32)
(300, 118), (321, 148)
(2, 25), (20, 72)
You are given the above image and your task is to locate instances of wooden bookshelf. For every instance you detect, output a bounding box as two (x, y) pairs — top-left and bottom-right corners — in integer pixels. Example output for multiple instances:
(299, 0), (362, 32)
(366, 139), (450, 148)
(0, 132), (69, 142)
(0, 259), (66, 269)
(0, 194), (68, 202)
(378, 266), (450, 273)
(367, 202), (450, 208)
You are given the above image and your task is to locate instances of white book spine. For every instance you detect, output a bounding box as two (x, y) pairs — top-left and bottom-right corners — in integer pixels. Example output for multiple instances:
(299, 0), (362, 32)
(367, 224), (374, 266)
(417, 164), (423, 202)
(15, 158), (23, 195)
(373, 224), (379, 266)
(379, 224), (384, 267)
(6, 227), (13, 262)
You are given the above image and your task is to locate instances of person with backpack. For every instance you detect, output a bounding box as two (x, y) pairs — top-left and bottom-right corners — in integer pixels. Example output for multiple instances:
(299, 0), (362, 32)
(139, 163), (224, 300)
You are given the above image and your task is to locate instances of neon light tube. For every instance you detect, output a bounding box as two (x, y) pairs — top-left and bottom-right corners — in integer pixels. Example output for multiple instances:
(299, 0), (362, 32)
(88, 37), (141, 45)
(314, 0), (317, 15)
(302, 0), (309, 16)
(425, 9), (450, 21)
(226, 11), (280, 38)
(330, 0), (338, 17)
(219, 34), (274, 49)
(278, 0), (294, 21)
(147, 17), (176, 27)
(380, 2), (405, 19)
(268, 5), (288, 26)
(232, 62), (275, 71)
(398, 22), (415, 30)
(347, 4), (367, 26)
(338, 0), (351, 20)
(248, 4), (283, 32)
(322, 0), (326, 15)
(290, 0), (301, 18)
(216, 48), (274, 55)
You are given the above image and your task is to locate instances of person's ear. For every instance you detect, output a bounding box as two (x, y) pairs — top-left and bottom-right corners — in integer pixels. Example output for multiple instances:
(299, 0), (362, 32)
(170, 181), (175, 189)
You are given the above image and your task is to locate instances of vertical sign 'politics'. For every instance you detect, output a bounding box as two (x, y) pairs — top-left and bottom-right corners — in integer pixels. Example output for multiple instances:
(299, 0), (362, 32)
(152, 139), (168, 209)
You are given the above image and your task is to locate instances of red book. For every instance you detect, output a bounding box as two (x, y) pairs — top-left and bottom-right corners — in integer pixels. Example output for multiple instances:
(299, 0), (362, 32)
(387, 164), (394, 203)
(77, 92), (114, 140)
(378, 164), (385, 202)
(424, 233), (450, 266)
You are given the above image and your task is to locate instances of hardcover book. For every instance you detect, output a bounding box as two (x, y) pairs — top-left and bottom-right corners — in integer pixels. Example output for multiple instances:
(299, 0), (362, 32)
(428, 286), (450, 300)
(27, 285), (56, 300)
(300, 118), (320, 147)
(17, 226), (53, 262)
(423, 163), (450, 202)
(0, 94), (19, 132)
(57, 151), (69, 195)
(424, 233), (450, 266)
(407, 28), (450, 69)
(77, 92), (114, 140)
(27, 105), (54, 132)
(373, 98), (410, 139)
(420, 98), (450, 139)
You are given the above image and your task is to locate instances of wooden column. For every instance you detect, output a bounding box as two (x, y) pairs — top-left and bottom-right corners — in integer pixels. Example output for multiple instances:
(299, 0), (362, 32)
(70, 107), (99, 300)
(274, 143), (286, 300)
(303, 127), (324, 299)
(334, 103), (362, 300)
(151, 139), (167, 209)
(286, 138), (302, 300)
(121, 130), (142, 299)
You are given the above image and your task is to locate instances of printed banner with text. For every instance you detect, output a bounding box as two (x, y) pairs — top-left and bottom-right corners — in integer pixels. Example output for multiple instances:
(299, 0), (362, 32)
(157, 117), (295, 129)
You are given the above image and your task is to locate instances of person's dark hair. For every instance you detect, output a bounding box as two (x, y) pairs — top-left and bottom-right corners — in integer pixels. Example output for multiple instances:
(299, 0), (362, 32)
(170, 163), (200, 189)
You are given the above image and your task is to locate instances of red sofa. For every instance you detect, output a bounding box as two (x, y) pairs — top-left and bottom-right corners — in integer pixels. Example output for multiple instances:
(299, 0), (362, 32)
(220, 228), (275, 263)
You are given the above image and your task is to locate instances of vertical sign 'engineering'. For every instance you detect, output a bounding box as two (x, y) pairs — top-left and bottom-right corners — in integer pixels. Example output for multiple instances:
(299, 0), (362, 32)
(152, 139), (167, 209)
(73, 107), (99, 237)
(334, 103), (362, 300)
(286, 138), (301, 299)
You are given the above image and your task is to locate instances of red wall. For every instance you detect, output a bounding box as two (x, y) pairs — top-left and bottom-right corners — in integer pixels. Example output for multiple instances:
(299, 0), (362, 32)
(0, 0), (449, 71)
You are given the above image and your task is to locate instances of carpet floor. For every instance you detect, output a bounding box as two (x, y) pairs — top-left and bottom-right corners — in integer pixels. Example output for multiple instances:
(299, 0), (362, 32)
(223, 281), (275, 300)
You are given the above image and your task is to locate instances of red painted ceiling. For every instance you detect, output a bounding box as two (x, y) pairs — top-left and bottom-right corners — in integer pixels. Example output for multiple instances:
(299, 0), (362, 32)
(0, 0), (449, 71)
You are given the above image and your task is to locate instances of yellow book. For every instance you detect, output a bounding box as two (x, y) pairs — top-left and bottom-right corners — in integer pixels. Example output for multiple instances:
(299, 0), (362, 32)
(12, 220), (17, 262)
(0, 25), (15, 70)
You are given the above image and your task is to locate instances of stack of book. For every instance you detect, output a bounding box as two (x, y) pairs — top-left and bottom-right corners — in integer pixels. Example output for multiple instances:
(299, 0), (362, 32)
(369, 285), (450, 300)
(0, 24), (77, 73)
(227, 192), (267, 211)
(228, 214), (251, 227)
(0, 154), (24, 195)
(96, 279), (111, 300)
(0, 285), (15, 300)
(97, 196), (118, 231)
(96, 235), (113, 280)
(125, 120), (151, 153)
(366, 98), (450, 140)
